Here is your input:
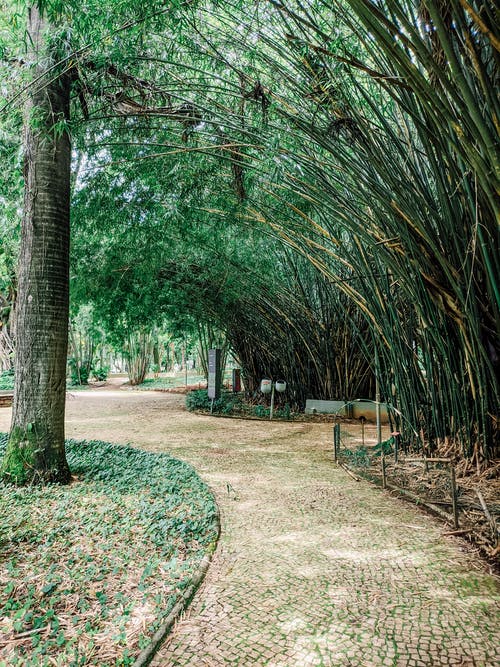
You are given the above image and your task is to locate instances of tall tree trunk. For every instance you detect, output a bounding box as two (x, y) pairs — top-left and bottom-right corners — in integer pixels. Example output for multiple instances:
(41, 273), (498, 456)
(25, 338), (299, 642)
(1, 6), (71, 484)
(125, 331), (153, 386)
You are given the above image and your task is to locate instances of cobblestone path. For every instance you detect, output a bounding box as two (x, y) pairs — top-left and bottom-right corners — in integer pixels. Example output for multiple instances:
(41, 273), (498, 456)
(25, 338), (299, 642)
(29, 390), (500, 666)
(153, 462), (500, 667)
(152, 439), (499, 666)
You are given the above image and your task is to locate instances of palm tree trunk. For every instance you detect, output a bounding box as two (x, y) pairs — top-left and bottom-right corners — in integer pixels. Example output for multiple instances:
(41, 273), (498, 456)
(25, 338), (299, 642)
(1, 6), (71, 484)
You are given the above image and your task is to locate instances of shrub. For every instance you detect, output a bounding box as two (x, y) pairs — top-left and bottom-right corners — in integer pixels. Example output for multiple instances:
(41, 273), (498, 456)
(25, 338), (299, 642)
(185, 390), (240, 414)
(342, 446), (371, 468)
(186, 389), (211, 411)
(254, 404), (269, 418)
(275, 403), (291, 420)
(68, 358), (90, 386)
(92, 366), (109, 381)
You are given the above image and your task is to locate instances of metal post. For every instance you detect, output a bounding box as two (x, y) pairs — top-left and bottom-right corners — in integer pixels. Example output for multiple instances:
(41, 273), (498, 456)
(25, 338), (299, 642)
(450, 464), (459, 529)
(394, 432), (400, 463)
(381, 454), (387, 489)
(183, 341), (188, 387)
(269, 383), (275, 421)
(333, 423), (340, 462)
(360, 417), (365, 447)
(375, 349), (382, 445)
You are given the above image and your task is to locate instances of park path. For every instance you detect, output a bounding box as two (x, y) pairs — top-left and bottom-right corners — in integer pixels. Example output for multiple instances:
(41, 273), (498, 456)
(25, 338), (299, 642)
(2, 389), (497, 666)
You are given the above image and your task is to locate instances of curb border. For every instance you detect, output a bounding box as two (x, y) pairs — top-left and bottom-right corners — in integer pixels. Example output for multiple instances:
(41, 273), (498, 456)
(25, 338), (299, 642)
(133, 501), (221, 667)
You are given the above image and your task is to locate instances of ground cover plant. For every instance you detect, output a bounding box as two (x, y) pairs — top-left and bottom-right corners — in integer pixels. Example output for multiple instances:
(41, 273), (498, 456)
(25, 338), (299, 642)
(0, 371), (14, 392)
(0, 435), (218, 666)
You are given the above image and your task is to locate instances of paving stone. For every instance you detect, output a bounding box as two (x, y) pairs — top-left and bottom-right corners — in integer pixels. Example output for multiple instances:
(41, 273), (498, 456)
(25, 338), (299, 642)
(149, 432), (500, 666)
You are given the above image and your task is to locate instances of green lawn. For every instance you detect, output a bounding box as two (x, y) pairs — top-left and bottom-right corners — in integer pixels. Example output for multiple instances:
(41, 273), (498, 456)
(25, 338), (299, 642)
(0, 436), (219, 666)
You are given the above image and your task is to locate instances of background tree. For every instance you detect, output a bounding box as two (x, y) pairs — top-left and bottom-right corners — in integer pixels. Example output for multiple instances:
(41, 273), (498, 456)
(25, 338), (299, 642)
(71, 128), (375, 406)
(1, 5), (72, 483)
(0, 22), (22, 373)
(0, 0), (198, 483)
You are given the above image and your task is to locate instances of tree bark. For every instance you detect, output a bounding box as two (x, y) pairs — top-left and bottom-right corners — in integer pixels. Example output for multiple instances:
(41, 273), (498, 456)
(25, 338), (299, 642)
(1, 6), (71, 484)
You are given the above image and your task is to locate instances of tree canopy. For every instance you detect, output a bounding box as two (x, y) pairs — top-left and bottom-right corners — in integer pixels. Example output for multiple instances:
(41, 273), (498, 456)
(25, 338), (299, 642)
(0, 0), (498, 482)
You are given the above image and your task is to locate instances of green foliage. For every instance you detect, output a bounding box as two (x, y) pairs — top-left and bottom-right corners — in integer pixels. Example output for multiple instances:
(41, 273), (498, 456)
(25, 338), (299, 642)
(186, 389), (215, 412)
(185, 389), (241, 415)
(91, 365), (109, 381)
(185, 389), (209, 411)
(253, 404), (269, 418)
(373, 438), (394, 457)
(138, 372), (206, 390)
(251, 404), (290, 420)
(0, 433), (218, 666)
(68, 357), (90, 386)
(218, 395), (241, 416)
(341, 446), (371, 468)
(0, 369), (14, 390)
(274, 403), (291, 420)
(139, 377), (174, 390)
(185, 390), (294, 420)
(68, 305), (111, 386)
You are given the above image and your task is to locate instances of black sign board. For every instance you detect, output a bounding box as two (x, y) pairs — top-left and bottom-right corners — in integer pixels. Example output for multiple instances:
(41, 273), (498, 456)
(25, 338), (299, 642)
(208, 348), (222, 400)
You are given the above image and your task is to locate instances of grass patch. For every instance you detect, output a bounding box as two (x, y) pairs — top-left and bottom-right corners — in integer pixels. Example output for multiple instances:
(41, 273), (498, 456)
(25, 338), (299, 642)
(65, 383), (93, 391)
(137, 375), (206, 391)
(137, 377), (176, 390)
(0, 435), (218, 666)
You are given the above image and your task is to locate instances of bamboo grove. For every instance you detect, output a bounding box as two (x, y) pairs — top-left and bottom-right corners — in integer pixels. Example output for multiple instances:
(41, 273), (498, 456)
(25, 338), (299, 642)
(79, 0), (497, 461)
(169, 0), (498, 462)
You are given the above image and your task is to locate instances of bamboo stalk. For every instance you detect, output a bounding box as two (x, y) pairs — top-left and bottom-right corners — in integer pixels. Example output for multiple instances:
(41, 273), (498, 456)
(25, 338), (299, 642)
(475, 489), (500, 540)
(384, 482), (457, 525)
(450, 464), (459, 529)
(338, 462), (362, 482)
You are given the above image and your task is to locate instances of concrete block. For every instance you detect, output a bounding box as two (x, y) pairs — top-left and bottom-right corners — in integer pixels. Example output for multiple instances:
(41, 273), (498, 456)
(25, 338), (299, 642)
(305, 399), (347, 415)
(305, 398), (390, 423)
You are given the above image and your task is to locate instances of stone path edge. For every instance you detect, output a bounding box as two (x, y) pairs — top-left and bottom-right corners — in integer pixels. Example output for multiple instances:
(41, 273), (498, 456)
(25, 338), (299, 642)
(133, 496), (221, 667)
(349, 464), (497, 564)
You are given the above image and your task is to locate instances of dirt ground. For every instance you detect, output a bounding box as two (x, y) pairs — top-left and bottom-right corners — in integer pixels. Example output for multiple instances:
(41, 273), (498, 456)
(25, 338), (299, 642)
(0, 376), (390, 452)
